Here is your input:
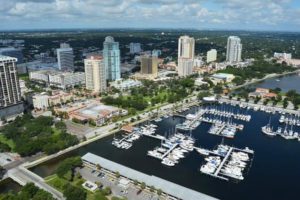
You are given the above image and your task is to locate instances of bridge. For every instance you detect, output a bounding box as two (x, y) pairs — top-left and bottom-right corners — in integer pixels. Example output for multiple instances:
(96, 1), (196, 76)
(7, 166), (64, 200)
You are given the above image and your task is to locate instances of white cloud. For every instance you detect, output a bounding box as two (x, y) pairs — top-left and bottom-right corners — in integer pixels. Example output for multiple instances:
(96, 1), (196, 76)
(0, 0), (299, 30)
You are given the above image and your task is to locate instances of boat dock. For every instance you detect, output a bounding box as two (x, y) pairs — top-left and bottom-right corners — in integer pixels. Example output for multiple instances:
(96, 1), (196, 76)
(141, 133), (166, 141)
(199, 145), (254, 182)
(214, 147), (233, 177)
(161, 143), (179, 160)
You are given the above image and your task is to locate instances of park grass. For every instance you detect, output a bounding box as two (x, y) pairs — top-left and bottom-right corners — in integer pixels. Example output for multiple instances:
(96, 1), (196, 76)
(45, 174), (69, 192)
(0, 134), (16, 150)
(45, 173), (109, 200)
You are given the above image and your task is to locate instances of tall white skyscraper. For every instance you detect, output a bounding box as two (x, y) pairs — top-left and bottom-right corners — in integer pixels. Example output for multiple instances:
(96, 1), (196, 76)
(0, 56), (23, 120)
(84, 55), (107, 93)
(207, 49), (217, 63)
(103, 36), (121, 81)
(226, 36), (242, 63)
(57, 43), (74, 71)
(177, 36), (195, 77)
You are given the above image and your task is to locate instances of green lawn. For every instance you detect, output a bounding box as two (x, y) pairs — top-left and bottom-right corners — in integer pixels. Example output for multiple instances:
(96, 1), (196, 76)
(45, 174), (109, 200)
(0, 134), (16, 150)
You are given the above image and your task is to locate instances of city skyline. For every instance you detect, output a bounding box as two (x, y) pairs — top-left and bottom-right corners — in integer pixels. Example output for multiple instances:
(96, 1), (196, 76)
(1, 0), (300, 32)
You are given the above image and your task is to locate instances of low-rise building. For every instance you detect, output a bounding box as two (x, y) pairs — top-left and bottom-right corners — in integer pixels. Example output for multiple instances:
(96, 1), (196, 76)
(29, 70), (85, 88)
(32, 93), (49, 110)
(32, 91), (73, 109)
(110, 79), (142, 91)
(194, 77), (209, 87)
(210, 73), (235, 84)
(49, 72), (85, 89)
(70, 103), (126, 126)
(248, 88), (277, 99)
(274, 52), (292, 60)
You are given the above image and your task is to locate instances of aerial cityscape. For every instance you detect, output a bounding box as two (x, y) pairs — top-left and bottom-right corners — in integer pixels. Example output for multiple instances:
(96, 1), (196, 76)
(1, 1), (300, 200)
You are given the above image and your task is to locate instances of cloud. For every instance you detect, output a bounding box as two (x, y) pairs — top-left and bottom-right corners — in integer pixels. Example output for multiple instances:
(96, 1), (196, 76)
(0, 0), (299, 31)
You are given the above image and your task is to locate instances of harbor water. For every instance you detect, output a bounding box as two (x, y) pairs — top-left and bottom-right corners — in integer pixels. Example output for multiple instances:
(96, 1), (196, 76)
(250, 73), (300, 93)
(30, 103), (300, 200)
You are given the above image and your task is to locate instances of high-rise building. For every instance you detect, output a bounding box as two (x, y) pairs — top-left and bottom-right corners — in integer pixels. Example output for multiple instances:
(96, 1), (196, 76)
(226, 36), (242, 63)
(129, 43), (142, 54)
(140, 55), (158, 78)
(178, 36), (195, 77)
(178, 36), (195, 60)
(178, 58), (194, 77)
(206, 49), (217, 63)
(0, 47), (23, 64)
(0, 56), (23, 120)
(103, 36), (121, 81)
(57, 43), (74, 71)
(84, 55), (107, 93)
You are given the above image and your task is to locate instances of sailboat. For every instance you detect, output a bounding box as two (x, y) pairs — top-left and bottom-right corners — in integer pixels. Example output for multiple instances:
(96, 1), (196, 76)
(261, 117), (276, 136)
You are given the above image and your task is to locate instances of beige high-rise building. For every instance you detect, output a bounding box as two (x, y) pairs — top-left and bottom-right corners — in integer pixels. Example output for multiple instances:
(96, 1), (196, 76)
(178, 35), (195, 60)
(140, 55), (158, 78)
(206, 49), (217, 63)
(178, 58), (194, 77)
(178, 35), (195, 77)
(84, 55), (107, 93)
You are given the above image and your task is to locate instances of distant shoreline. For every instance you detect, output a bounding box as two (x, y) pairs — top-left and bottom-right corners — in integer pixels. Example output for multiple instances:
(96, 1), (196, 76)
(231, 69), (300, 90)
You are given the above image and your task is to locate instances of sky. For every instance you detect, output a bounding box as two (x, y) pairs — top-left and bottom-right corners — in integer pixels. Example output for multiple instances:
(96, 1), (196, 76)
(1, 0), (300, 31)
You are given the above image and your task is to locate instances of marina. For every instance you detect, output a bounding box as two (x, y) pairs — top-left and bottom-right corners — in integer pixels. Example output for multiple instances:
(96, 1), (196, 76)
(261, 118), (300, 141)
(199, 144), (254, 181)
(29, 101), (300, 200)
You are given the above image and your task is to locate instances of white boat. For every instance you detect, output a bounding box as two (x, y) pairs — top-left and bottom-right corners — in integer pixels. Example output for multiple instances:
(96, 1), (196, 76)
(161, 158), (175, 167)
(196, 148), (210, 156)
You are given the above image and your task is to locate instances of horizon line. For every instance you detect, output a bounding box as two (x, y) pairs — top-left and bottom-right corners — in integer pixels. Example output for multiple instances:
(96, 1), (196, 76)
(1, 27), (300, 34)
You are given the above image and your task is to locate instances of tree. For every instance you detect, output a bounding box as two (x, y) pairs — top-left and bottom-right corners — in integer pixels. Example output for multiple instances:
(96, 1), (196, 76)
(149, 186), (155, 192)
(115, 171), (120, 178)
(63, 184), (87, 200)
(96, 164), (101, 170)
(157, 189), (163, 196)
(140, 182), (146, 190)
(133, 179), (138, 185)
(101, 187), (112, 196)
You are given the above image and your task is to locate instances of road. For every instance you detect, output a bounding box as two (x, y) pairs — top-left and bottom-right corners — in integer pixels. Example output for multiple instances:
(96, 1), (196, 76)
(2, 94), (199, 200)
(8, 166), (64, 200)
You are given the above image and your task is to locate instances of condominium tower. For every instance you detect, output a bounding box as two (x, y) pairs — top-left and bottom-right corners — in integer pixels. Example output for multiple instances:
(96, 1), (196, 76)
(207, 49), (217, 63)
(226, 36), (242, 63)
(0, 56), (23, 120)
(178, 36), (195, 77)
(140, 55), (158, 78)
(57, 43), (74, 71)
(103, 36), (121, 81)
(84, 55), (107, 93)
(129, 43), (142, 54)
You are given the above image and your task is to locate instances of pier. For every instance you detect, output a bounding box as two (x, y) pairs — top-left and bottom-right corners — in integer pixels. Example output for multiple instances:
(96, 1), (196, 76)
(140, 132), (166, 140)
(199, 145), (254, 182)
(161, 143), (179, 160)
(214, 147), (233, 177)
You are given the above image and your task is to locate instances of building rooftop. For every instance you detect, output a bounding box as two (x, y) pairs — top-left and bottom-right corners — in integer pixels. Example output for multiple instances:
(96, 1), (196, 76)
(82, 153), (218, 200)
(0, 55), (17, 62)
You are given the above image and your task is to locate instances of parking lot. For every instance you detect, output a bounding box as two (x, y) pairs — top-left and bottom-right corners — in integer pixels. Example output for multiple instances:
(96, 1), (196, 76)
(78, 167), (168, 200)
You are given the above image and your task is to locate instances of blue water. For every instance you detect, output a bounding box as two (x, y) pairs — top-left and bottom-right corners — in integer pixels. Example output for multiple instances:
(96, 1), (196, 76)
(31, 104), (300, 200)
(251, 73), (300, 93)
